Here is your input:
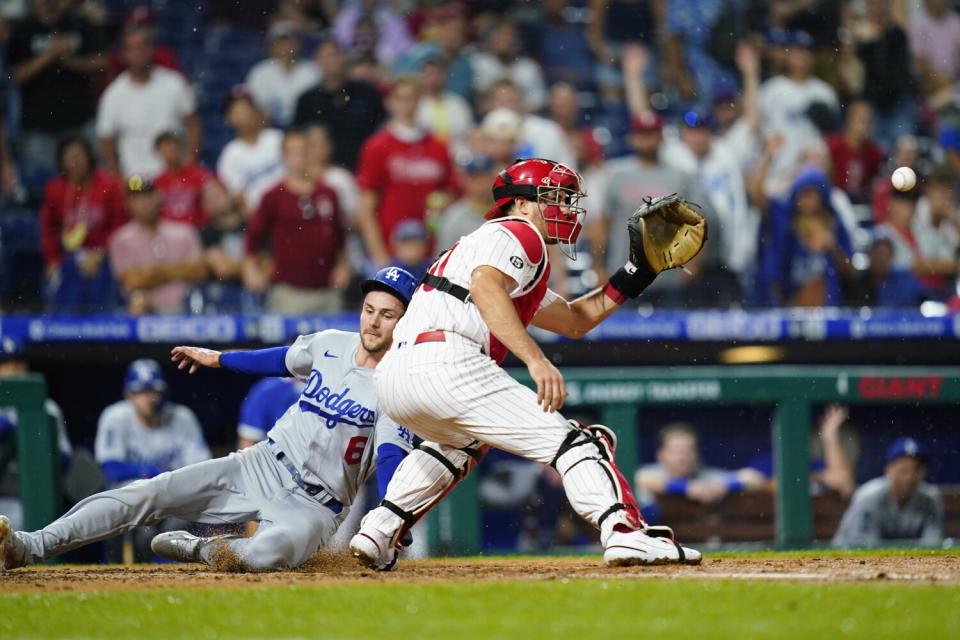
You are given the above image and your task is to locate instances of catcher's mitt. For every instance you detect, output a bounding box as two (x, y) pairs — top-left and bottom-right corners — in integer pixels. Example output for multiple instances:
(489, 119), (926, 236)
(627, 194), (707, 273)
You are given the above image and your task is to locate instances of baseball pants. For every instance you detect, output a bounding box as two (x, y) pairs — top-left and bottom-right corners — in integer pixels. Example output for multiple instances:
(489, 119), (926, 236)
(16, 442), (339, 570)
(366, 338), (637, 537)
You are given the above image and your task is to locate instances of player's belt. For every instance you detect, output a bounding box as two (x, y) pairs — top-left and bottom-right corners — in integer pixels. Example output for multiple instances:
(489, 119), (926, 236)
(266, 438), (343, 514)
(420, 273), (472, 303)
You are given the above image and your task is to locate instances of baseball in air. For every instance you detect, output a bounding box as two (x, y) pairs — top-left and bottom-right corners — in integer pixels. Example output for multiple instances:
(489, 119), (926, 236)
(891, 166), (917, 192)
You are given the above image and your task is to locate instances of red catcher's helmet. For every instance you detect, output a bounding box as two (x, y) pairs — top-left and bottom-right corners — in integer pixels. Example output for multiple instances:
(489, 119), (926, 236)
(485, 158), (587, 258)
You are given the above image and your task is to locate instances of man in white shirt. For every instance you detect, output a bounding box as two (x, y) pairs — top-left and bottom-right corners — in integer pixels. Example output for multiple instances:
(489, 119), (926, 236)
(662, 110), (757, 279)
(758, 30), (839, 198)
(483, 78), (576, 170)
(216, 88), (284, 216)
(97, 27), (199, 179)
(245, 21), (320, 127)
(471, 20), (547, 113)
(415, 55), (473, 156)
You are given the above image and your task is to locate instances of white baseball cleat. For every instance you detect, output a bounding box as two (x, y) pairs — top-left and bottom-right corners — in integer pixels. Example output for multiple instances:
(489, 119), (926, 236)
(603, 526), (702, 567)
(151, 530), (206, 563)
(349, 530), (398, 572)
(0, 515), (27, 571)
(151, 530), (240, 564)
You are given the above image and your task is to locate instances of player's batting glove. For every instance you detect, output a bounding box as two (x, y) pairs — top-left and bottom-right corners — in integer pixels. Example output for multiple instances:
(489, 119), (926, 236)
(605, 194), (708, 301)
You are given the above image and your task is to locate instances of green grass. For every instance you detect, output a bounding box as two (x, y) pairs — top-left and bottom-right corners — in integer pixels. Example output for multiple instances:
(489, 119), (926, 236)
(3, 576), (960, 640)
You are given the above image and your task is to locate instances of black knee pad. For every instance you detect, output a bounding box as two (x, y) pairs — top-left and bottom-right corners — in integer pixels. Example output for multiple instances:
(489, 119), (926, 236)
(549, 427), (608, 470)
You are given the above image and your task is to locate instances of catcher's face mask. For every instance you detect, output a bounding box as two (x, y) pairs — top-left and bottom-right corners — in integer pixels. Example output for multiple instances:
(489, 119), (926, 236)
(487, 158), (586, 259)
(536, 167), (586, 259)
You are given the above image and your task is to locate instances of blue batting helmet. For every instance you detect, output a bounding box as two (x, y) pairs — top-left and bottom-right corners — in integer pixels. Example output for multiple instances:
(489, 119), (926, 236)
(124, 359), (168, 394)
(360, 267), (418, 307)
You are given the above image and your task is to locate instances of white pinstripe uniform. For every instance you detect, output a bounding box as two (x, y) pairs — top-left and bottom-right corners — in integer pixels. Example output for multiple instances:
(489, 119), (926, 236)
(359, 215), (641, 550)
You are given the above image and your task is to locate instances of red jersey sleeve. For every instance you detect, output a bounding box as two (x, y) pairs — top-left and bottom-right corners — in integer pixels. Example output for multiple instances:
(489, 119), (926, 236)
(474, 220), (545, 291)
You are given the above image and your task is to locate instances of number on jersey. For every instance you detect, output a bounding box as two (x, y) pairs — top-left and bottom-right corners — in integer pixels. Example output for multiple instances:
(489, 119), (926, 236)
(343, 435), (369, 465)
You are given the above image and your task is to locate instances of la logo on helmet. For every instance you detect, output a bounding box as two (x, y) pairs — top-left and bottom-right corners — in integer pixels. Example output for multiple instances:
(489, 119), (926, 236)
(385, 268), (402, 281)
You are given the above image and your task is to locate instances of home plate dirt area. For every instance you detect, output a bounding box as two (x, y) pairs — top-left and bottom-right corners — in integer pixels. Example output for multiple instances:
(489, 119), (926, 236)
(4, 552), (960, 593)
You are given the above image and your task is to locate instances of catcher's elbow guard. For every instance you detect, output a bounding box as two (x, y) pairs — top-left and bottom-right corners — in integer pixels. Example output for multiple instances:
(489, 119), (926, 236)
(604, 260), (657, 302)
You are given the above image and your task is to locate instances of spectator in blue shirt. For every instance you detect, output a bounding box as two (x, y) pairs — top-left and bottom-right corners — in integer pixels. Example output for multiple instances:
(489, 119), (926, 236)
(846, 236), (928, 307)
(754, 166), (856, 306)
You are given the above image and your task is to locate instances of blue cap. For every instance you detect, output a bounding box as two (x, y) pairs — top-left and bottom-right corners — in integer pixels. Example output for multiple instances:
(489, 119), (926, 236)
(711, 85), (738, 106)
(392, 219), (428, 242)
(885, 437), (927, 465)
(682, 110), (715, 130)
(768, 28), (814, 49)
(460, 153), (495, 175)
(361, 266), (418, 307)
(124, 359), (167, 393)
(0, 336), (24, 362)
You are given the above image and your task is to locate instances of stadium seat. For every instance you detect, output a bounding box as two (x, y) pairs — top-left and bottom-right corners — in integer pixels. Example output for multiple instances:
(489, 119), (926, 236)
(0, 208), (45, 309)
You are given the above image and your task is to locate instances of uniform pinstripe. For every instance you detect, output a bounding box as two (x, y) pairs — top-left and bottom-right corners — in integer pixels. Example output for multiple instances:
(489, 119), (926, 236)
(365, 217), (640, 537)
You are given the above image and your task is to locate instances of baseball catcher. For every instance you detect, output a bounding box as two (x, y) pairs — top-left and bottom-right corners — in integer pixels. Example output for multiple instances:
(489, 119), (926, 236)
(350, 158), (707, 570)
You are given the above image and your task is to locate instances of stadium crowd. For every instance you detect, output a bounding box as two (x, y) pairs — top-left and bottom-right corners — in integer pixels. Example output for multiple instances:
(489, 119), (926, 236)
(1, 0), (960, 315)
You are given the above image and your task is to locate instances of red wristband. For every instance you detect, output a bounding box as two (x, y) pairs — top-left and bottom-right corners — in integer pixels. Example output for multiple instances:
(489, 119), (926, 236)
(602, 281), (627, 305)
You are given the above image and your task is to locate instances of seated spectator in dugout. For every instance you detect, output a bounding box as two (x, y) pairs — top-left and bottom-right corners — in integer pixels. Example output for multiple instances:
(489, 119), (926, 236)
(833, 438), (943, 547)
(108, 176), (206, 314)
(635, 423), (764, 523)
(96, 359), (210, 560)
(745, 404), (858, 499)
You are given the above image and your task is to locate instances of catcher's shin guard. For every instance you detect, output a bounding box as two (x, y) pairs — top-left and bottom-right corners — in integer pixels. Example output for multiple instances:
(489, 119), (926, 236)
(361, 441), (487, 546)
(551, 422), (645, 535)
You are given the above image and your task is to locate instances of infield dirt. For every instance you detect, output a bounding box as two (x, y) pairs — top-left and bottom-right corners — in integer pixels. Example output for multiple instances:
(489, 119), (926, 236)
(3, 553), (959, 593)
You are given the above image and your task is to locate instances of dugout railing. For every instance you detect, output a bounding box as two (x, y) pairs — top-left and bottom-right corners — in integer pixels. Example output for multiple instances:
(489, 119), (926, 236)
(1, 374), (59, 533)
(427, 365), (960, 554)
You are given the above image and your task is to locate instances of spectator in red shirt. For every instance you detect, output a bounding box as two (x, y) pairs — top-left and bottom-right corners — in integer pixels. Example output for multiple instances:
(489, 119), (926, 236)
(153, 131), (213, 228)
(244, 128), (350, 314)
(40, 134), (128, 312)
(826, 101), (885, 204)
(356, 77), (455, 267)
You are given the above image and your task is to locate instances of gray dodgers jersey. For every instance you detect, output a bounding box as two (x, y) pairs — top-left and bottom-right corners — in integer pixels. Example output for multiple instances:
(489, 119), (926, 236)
(832, 476), (944, 546)
(95, 401), (211, 481)
(267, 330), (414, 506)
